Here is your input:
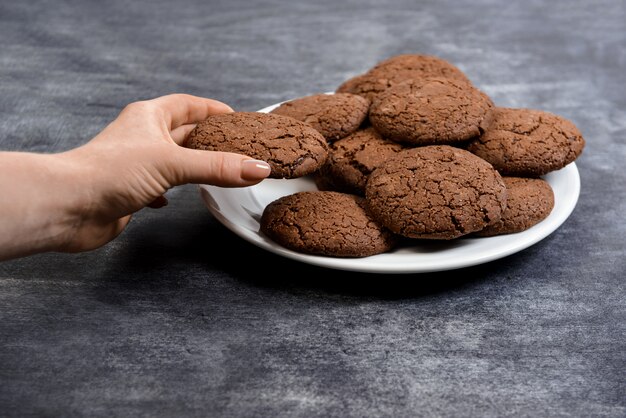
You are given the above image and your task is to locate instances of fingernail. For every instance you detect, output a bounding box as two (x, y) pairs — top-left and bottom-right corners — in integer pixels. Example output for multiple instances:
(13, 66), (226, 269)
(241, 159), (271, 180)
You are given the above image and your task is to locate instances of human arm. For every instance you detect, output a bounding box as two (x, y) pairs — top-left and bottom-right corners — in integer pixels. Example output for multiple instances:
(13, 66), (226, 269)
(0, 94), (270, 261)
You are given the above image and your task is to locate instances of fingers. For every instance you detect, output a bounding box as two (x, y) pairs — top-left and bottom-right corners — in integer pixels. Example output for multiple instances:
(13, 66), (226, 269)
(171, 148), (271, 187)
(149, 93), (233, 131)
(170, 123), (197, 145)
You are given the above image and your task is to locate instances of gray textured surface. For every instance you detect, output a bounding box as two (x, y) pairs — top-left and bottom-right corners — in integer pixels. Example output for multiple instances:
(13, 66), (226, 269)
(1, 0), (625, 416)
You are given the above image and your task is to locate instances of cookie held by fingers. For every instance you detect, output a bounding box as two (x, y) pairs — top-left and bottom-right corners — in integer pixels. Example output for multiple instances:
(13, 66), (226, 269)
(184, 112), (329, 179)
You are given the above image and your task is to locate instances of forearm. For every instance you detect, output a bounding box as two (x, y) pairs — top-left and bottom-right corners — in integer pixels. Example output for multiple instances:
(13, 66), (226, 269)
(0, 151), (85, 261)
(0, 94), (266, 261)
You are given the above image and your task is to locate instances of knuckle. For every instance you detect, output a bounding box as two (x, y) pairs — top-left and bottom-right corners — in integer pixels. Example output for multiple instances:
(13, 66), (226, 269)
(122, 100), (157, 116)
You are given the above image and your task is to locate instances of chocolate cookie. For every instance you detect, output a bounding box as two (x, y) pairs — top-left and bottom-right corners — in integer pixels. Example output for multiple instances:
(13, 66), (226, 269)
(260, 191), (397, 257)
(475, 177), (554, 237)
(184, 112), (329, 179)
(316, 127), (406, 195)
(336, 54), (471, 102)
(269, 93), (370, 142)
(365, 145), (507, 239)
(369, 54), (471, 82)
(466, 107), (585, 176)
(369, 77), (494, 145)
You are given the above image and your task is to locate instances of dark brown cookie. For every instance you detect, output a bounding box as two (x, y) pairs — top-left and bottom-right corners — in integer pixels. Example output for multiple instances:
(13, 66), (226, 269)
(368, 77), (494, 145)
(369, 54), (472, 83)
(466, 107), (585, 176)
(336, 54), (471, 102)
(316, 127), (406, 195)
(365, 145), (507, 239)
(475, 177), (554, 237)
(269, 93), (370, 142)
(260, 191), (397, 257)
(184, 112), (329, 179)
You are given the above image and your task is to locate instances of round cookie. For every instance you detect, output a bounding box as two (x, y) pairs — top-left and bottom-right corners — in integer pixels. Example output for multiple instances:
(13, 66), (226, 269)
(466, 107), (585, 176)
(369, 54), (471, 84)
(317, 127), (406, 195)
(184, 112), (329, 179)
(336, 54), (471, 102)
(475, 177), (554, 237)
(369, 77), (495, 145)
(365, 145), (507, 239)
(260, 191), (397, 257)
(269, 93), (370, 142)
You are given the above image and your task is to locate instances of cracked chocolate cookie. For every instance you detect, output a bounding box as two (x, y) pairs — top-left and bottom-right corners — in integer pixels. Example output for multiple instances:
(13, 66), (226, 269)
(184, 111), (329, 179)
(269, 93), (370, 142)
(466, 107), (585, 176)
(336, 54), (471, 102)
(475, 177), (554, 237)
(365, 145), (507, 239)
(314, 127), (406, 195)
(260, 191), (397, 257)
(369, 77), (494, 145)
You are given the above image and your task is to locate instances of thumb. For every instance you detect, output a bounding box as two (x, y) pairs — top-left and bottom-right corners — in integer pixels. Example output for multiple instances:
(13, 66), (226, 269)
(171, 147), (271, 187)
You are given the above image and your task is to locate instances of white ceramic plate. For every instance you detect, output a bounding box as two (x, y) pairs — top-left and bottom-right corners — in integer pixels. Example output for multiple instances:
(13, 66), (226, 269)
(198, 99), (581, 274)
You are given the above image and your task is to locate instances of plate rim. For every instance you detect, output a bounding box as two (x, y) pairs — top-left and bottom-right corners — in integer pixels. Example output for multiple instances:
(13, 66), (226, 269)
(199, 165), (580, 274)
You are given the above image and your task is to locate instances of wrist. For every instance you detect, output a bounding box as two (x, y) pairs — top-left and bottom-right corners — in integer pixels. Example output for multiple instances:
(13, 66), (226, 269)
(0, 151), (89, 260)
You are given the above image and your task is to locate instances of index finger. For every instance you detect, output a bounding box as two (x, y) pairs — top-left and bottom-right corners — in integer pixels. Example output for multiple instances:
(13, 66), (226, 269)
(149, 93), (234, 131)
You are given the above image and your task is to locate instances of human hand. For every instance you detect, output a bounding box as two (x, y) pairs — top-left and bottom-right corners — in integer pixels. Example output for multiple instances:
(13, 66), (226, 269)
(0, 94), (271, 260)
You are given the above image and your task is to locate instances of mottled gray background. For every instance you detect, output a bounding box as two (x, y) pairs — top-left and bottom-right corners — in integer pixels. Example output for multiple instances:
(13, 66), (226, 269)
(1, 0), (625, 417)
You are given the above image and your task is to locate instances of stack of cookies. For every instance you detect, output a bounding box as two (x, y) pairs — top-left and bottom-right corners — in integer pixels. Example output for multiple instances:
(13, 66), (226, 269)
(185, 54), (585, 258)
